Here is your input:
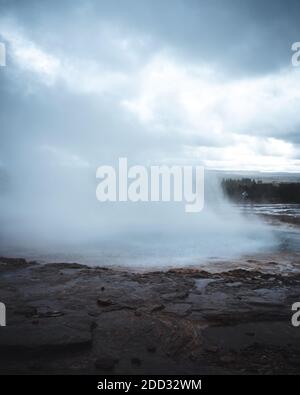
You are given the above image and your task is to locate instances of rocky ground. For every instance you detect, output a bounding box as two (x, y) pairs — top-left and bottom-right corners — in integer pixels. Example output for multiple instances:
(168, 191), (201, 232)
(0, 252), (300, 375)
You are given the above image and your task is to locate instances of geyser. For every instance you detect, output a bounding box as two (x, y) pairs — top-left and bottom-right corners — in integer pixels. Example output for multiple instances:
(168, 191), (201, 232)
(0, 158), (277, 267)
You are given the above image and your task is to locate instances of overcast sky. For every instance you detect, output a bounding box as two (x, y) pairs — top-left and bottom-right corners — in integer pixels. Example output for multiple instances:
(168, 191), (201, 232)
(1, 0), (300, 173)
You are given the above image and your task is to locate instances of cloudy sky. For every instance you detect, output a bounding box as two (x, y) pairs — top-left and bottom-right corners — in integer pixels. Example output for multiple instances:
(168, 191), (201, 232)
(1, 0), (300, 175)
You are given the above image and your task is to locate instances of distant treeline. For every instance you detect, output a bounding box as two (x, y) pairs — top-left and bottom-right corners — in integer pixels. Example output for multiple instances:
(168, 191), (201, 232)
(222, 178), (300, 203)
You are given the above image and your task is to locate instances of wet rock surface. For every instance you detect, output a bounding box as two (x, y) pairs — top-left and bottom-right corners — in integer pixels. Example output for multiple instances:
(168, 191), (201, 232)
(0, 255), (300, 374)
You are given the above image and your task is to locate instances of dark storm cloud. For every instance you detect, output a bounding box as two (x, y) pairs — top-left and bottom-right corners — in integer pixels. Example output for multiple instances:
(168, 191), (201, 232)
(0, 0), (300, 175)
(1, 0), (300, 75)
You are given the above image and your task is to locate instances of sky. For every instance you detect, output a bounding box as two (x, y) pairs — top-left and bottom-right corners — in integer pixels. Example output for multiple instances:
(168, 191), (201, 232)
(0, 0), (293, 257)
(1, 0), (300, 174)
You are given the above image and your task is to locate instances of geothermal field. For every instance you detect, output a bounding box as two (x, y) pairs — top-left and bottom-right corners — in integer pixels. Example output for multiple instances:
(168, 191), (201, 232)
(0, 201), (300, 374)
(1, 0), (300, 380)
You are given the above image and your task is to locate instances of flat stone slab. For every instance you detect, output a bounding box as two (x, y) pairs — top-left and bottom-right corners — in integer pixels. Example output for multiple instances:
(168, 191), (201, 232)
(164, 303), (192, 316)
(1, 254), (300, 374)
(0, 314), (93, 352)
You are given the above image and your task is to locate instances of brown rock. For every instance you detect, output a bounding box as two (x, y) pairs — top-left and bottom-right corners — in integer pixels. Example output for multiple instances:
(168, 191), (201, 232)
(97, 299), (113, 307)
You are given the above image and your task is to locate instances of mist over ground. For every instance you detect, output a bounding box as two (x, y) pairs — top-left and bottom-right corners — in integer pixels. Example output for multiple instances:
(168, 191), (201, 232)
(0, 159), (277, 266)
